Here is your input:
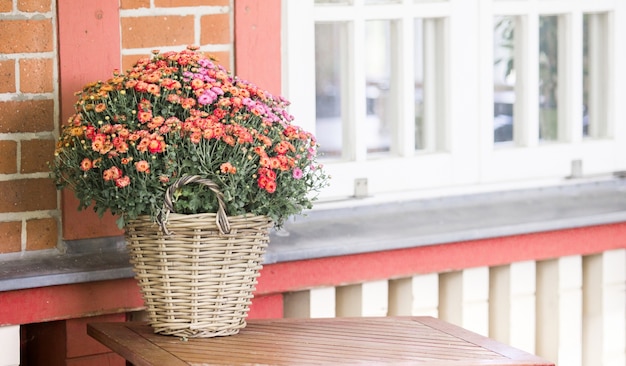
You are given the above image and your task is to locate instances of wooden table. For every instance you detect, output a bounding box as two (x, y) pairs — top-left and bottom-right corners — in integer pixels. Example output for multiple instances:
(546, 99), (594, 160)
(87, 317), (554, 365)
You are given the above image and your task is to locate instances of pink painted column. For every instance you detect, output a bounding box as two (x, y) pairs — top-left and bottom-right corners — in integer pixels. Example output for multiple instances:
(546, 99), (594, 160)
(234, 0), (282, 96)
(57, 0), (123, 239)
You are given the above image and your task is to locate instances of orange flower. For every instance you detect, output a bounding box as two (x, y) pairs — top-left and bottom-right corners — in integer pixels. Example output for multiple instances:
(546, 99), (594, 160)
(220, 162), (237, 174)
(265, 180), (276, 193)
(70, 127), (83, 137)
(134, 160), (150, 173)
(80, 158), (92, 171)
(103, 166), (122, 181)
(94, 103), (106, 113)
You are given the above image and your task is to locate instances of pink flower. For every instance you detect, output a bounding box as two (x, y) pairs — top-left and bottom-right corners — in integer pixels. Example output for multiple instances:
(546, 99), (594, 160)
(292, 167), (303, 180)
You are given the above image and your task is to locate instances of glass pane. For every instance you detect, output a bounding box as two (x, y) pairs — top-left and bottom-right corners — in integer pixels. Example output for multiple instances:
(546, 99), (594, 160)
(539, 15), (558, 141)
(493, 16), (516, 144)
(365, 20), (393, 155)
(315, 23), (345, 159)
(583, 13), (608, 138)
(414, 19), (425, 150)
(583, 14), (589, 137)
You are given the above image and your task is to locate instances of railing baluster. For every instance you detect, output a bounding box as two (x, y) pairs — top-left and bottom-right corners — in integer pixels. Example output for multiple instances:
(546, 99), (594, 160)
(583, 249), (626, 366)
(284, 287), (336, 318)
(537, 256), (583, 366)
(0, 325), (20, 366)
(389, 274), (439, 317)
(336, 280), (388, 317)
(440, 267), (489, 336)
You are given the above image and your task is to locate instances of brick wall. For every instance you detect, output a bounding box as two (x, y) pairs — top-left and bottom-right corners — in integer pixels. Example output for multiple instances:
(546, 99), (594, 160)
(120, 0), (232, 73)
(0, 0), (235, 254)
(0, 0), (58, 255)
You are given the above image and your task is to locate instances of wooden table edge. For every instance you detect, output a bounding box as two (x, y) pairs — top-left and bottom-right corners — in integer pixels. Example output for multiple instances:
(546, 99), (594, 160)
(88, 317), (556, 366)
(87, 322), (188, 366)
(417, 317), (555, 365)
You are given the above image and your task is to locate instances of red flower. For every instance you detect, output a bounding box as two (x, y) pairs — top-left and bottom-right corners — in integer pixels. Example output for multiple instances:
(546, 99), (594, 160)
(115, 175), (130, 188)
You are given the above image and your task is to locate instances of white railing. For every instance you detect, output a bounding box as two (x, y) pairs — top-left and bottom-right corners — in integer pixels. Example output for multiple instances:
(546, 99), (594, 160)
(283, 249), (626, 366)
(0, 325), (20, 366)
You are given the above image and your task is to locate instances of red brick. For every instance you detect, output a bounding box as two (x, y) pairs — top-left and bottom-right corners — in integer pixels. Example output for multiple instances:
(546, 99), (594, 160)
(155, 0), (228, 6)
(26, 217), (57, 250)
(120, 0), (150, 9)
(207, 51), (230, 69)
(0, 99), (54, 133)
(0, 19), (53, 53)
(0, 0), (12, 12)
(200, 13), (231, 44)
(0, 178), (57, 212)
(0, 60), (15, 93)
(121, 16), (194, 49)
(66, 314), (126, 358)
(18, 0), (51, 12)
(20, 57), (53, 93)
(0, 221), (21, 253)
(0, 140), (17, 174)
(21, 138), (55, 173)
(121, 53), (150, 73)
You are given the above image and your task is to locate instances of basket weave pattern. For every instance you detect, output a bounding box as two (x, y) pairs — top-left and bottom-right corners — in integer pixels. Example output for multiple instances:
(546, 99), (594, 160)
(124, 176), (272, 338)
(126, 213), (271, 338)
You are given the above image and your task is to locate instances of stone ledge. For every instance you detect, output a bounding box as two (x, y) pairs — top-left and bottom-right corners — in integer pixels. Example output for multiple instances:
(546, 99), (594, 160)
(2, 177), (626, 292)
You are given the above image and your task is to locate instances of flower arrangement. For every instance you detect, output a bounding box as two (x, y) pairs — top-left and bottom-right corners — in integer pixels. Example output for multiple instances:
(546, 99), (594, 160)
(51, 46), (328, 228)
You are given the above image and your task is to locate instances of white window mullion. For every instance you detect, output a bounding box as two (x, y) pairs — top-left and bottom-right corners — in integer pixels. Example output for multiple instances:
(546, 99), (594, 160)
(558, 11), (584, 143)
(396, 14), (415, 157)
(348, 9), (367, 162)
(515, 13), (540, 147)
(422, 18), (439, 152)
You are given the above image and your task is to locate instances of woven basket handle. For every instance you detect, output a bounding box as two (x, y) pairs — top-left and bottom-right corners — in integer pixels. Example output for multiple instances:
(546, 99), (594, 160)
(161, 175), (231, 235)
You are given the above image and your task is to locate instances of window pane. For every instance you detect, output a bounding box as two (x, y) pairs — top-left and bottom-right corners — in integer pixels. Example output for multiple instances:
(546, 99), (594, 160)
(315, 23), (345, 159)
(365, 20), (393, 155)
(493, 16), (516, 144)
(539, 15), (558, 141)
(415, 19), (425, 149)
(415, 18), (445, 152)
(583, 13), (608, 138)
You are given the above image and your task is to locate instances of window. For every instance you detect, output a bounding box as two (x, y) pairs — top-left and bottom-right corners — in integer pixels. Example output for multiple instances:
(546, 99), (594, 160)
(284, 0), (624, 202)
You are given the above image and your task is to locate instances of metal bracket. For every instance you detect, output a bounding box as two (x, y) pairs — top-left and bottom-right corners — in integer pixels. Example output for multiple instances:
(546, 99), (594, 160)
(354, 178), (368, 198)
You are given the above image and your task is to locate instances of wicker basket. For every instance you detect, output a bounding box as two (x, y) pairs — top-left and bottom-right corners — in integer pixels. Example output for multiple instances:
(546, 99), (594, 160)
(125, 176), (272, 338)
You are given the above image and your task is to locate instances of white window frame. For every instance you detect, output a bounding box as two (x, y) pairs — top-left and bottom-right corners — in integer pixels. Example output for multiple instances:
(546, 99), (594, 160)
(282, 0), (626, 204)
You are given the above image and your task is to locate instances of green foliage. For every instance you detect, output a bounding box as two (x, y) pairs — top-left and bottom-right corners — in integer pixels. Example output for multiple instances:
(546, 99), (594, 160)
(50, 47), (329, 228)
